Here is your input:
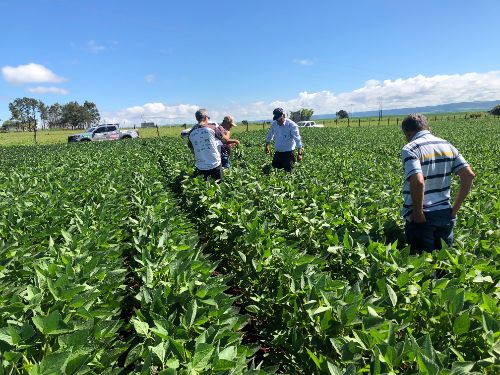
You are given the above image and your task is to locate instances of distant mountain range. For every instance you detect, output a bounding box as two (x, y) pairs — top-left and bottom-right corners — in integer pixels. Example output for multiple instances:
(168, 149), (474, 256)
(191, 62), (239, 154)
(312, 100), (500, 119)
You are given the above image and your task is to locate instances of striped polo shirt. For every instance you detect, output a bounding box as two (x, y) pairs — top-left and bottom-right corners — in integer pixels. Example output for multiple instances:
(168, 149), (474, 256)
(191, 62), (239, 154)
(401, 130), (468, 218)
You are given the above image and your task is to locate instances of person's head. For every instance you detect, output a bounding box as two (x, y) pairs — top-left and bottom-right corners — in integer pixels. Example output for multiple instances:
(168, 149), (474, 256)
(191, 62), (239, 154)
(401, 114), (430, 141)
(195, 108), (210, 124)
(273, 108), (285, 124)
(221, 115), (236, 130)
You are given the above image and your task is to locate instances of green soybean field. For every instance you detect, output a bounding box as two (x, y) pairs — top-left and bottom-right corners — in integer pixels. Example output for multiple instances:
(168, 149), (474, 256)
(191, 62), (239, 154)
(0, 119), (498, 374)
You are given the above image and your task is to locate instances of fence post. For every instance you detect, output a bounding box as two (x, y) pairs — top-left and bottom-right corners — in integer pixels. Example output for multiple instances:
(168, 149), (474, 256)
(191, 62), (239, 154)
(358, 118), (361, 126)
(347, 117), (350, 127)
(34, 126), (37, 145)
(369, 118), (371, 126)
(387, 118), (390, 125)
(397, 118), (399, 126)
(434, 116), (437, 121)
(262, 122), (264, 130)
(156, 124), (160, 137)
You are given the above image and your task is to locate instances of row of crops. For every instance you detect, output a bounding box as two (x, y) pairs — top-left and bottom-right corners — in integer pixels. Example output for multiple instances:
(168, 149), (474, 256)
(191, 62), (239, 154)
(0, 120), (498, 374)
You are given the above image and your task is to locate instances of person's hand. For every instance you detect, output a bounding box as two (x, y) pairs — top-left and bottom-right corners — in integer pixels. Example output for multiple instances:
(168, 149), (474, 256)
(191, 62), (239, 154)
(265, 145), (270, 155)
(297, 153), (303, 161)
(451, 206), (458, 219)
(411, 210), (426, 223)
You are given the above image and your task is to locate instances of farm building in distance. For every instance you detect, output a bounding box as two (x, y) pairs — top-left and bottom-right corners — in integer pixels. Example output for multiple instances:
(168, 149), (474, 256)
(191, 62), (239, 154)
(141, 122), (156, 128)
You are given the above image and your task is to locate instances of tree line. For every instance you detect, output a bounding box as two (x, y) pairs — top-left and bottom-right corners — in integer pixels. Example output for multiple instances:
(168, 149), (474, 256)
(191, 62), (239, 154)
(2, 97), (101, 131)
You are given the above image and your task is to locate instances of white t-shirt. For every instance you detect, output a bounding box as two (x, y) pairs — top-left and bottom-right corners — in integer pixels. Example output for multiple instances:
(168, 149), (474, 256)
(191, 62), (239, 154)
(189, 124), (226, 170)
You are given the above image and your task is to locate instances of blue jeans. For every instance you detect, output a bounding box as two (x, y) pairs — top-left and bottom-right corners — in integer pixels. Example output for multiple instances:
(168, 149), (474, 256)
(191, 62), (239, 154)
(405, 208), (456, 254)
(221, 155), (230, 169)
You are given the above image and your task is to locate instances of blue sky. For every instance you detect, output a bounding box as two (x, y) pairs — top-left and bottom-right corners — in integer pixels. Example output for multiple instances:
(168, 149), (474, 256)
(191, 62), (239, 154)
(1, 0), (499, 125)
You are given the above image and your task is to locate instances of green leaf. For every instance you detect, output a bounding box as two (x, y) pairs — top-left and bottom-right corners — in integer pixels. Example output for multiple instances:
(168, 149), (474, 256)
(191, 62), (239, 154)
(340, 303), (358, 325)
(29, 351), (71, 374)
(193, 343), (214, 371)
(245, 305), (260, 313)
(32, 311), (69, 335)
(453, 313), (470, 336)
(166, 358), (179, 369)
(185, 300), (198, 328)
(449, 290), (465, 315)
(218, 346), (236, 361)
(132, 318), (149, 337)
(386, 284), (397, 307)
(417, 352), (439, 375)
(396, 272), (410, 288)
(450, 361), (476, 375)
(480, 292), (497, 314)
(151, 342), (167, 364)
(306, 347), (321, 369)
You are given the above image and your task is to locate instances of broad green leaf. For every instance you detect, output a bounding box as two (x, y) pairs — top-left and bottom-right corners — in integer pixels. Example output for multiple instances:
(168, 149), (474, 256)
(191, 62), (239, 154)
(193, 343), (214, 371)
(386, 284), (397, 307)
(453, 313), (470, 336)
(151, 342), (167, 364)
(218, 346), (236, 361)
(32, 310), (69, 335)
(340, 303), (358, 325)
(449, 290), (465, 315)
(166, 358), (179, 369)
(29, 351), (71, 374)
(417, 352), (439, 375)
(132, 318), (149, 337)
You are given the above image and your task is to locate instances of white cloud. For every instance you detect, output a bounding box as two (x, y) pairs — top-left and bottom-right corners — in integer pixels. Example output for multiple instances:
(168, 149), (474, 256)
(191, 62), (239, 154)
(293, 58), (313, 66)
(104, 71), (500, 125)
(27, 86), (69, 95)
(2, 63), (66, 85)
(145, 74), (155, 83)
(87, 40), (106, 53)
(103, 103), (200, 126)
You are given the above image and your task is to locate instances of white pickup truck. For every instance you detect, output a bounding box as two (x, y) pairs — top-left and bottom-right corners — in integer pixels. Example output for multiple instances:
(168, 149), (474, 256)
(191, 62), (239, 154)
(68, 124), (139, 143)
(297, 121), (324, 128)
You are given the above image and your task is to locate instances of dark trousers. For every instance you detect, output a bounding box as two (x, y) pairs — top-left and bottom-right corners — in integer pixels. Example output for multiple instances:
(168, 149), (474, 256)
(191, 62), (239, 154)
(196, 165), (223, 181)
(405, 208), (455, 254)
(272, 151), (295, 172)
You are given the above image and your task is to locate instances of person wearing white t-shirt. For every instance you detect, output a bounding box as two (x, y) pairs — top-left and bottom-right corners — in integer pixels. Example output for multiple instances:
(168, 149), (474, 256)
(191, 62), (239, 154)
(188, 109), (239, 181)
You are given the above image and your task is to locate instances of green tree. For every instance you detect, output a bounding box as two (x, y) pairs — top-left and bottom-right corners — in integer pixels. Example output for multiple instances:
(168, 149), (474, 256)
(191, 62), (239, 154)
(83, 101), (101, 127)
(8, 97), (44, 131)
(489, 105), (500, 116)
(39, 102), (48, 129)
(290, 108), (314, 122)
(47, 103), (63, 129)
(61, 101), (87, 129)
(336, 109), (349, 119)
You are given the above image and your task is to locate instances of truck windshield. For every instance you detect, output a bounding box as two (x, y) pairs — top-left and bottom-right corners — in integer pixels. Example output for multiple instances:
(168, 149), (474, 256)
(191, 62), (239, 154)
(85, 127), (96, 133)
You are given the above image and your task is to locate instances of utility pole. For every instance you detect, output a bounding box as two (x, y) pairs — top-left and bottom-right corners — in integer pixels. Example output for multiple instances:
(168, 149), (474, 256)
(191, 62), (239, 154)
(378, 97), (383, 125)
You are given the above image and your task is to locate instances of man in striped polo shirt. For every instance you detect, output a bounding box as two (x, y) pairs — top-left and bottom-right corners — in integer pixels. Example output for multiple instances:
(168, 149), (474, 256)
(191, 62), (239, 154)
(401, 114), (475, 253)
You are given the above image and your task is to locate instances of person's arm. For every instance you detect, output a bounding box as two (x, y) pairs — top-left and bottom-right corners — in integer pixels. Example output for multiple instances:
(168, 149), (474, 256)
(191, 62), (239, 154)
(451, 166), (475, 218)
(265, 123), (275, 155)
(290, 123), (303, 160)
(409, 173), (426, 223)
(296, 147), (303, 161)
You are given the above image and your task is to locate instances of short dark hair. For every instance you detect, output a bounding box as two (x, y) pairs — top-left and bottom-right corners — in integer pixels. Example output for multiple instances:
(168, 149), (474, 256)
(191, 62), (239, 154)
(195, 108), (209, 122)
(401, 114), (430, 132)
